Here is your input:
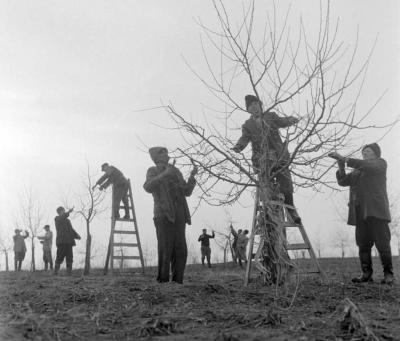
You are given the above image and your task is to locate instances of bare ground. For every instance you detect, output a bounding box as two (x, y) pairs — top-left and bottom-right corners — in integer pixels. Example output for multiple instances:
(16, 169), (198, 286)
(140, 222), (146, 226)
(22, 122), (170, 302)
(0, 257), (399, 341)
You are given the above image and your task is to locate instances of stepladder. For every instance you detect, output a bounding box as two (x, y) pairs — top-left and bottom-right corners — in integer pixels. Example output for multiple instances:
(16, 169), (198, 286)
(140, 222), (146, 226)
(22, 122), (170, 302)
(104, 179), (145, 274)
(244, 187), (327, 285)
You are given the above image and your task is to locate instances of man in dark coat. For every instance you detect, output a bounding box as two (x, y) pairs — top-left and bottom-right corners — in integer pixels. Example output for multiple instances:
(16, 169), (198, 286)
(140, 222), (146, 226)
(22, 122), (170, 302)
(331, 143), (394, 284)
(54, 206), (81, 275)
(198, 229), (215, 268)
(93, 163), (130, 219)
(143, 147), (197, 284)
(13, 229), (29, 271)
(230, 225), (242, 265)
(232, 95), (301, 223)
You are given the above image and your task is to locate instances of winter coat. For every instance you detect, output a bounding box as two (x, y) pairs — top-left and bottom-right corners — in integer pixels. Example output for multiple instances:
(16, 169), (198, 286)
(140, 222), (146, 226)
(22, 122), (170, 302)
(54, 213), (81, 246)
(233, 111), (295, 168)
(143, 164), (196, 224)
(96, 165), (128, 190)
(336, 157), (391, 225)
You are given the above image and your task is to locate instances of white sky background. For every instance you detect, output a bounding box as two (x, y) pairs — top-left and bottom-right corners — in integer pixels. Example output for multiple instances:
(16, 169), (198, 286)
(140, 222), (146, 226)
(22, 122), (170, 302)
(0, 0), (399, 269)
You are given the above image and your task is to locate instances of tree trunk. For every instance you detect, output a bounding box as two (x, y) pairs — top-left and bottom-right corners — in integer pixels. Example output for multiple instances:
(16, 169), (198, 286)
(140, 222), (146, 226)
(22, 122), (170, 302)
(31, 238), (35, 271)
(84, 221), (91, 275)
(5, 251), (9, 272)
(259, 184), (291, 285)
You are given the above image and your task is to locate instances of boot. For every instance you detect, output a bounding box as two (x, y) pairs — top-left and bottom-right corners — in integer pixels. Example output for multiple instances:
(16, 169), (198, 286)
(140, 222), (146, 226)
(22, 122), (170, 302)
(381, 273), (394, 285)
(54, 262), (60, 275)
(66, 263), (72, 276)
(114, 210), (120, 219)
(123, 208), (130, 220)
(380, 251), (394, 285)
(17, 261), (22, 271)
(284, 193), (302, 224)
(50, 261), (53, 270)
(44, 262), (48, 271)
(352, 249), (373, 283)
(14, 260), (18, 272)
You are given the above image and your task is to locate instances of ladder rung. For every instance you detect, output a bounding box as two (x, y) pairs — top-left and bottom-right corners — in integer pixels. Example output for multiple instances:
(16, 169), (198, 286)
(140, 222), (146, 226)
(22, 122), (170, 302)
(286, 243), (310, 250)
(119, 206), (133, 209)
(113, 243), (138, 247)
(113, 230), (136, 234)
(112, 256), (141, 260)
(114, 218), (136, 222)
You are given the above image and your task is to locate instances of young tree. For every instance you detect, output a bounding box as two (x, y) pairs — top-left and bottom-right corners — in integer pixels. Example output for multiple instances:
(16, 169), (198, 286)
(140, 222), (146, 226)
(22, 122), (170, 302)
(332, 227), (351, 259)
(16, 187), (43, 271)
(161, 1), (395, 284)
(0, 234), (12, 272)
(75, 165), (106, 275)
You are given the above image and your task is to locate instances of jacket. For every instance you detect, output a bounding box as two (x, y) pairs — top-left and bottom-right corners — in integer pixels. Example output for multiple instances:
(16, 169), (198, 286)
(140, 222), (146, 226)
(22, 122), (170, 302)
(54, 212), (81, 246)
(336, 157), (391, 225)
(143, 164), (196, 224)
(96, 166), (128, 189)
(234, 111), (295, 168)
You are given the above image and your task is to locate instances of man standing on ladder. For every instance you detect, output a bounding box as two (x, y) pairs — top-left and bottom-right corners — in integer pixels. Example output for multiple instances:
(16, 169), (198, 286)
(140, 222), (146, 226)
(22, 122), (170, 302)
(232, 95), (301, 224)
(93, 163), (130, 219)
(144, 147), (197, 284)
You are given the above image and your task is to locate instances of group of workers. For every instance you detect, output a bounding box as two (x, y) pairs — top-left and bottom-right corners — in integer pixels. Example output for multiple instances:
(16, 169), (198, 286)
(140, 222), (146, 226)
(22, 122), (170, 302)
(11, 94), (395, 286)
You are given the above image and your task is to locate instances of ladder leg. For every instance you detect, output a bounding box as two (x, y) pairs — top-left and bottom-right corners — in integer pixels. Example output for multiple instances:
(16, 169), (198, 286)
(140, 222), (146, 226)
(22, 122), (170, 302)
(297, 224), (327, 281)
(128, 181), (145, 273)
(244, 188), (260, 286)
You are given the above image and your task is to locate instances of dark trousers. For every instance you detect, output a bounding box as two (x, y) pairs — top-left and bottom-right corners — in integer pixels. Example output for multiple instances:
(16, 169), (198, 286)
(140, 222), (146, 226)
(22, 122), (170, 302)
(113, 183), (129, 217)
(43, 250), (53, 270)
(201, 246), (211, 265)
(355, 207), (393, 276)
(55, 244), (73, 266)
(154, 207), (187, 284)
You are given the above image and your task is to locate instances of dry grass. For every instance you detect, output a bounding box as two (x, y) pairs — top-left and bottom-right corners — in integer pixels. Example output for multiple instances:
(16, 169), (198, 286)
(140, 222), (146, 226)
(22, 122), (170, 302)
(0, 258), (399, 340)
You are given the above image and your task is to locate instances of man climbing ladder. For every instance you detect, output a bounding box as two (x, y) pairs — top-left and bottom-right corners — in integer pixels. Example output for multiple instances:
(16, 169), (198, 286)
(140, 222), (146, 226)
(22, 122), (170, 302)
(93, 163), (130, 219)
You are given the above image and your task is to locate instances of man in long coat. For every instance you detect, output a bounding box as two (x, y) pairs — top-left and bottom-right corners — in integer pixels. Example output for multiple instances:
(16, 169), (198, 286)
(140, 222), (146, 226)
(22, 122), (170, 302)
(54, 207), (81, 275)
(232, 95), (301, 223)
(332, 143), (393, 284)
(38, 225), (53, 270)
(13, 229), (29, 271)
(143, 147), (197, 284)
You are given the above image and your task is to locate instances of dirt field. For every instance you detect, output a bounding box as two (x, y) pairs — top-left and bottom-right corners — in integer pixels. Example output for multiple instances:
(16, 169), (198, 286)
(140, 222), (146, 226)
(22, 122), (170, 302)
(0, 257), (399, 341)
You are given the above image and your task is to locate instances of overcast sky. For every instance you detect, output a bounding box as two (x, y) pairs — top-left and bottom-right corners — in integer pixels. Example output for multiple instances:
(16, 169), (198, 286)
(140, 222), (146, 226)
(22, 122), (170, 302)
(0, 0), (399, 269)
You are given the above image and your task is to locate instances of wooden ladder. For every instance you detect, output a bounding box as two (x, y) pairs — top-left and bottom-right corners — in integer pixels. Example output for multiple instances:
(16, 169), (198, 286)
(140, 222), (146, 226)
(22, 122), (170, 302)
(104, 179), (145, 274)
(244, 187), (326, 285)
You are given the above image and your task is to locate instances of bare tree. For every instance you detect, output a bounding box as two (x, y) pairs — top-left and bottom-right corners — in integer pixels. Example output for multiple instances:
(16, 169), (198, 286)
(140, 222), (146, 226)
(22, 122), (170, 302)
(158, 0), (396, 284)
(75, 165), (106, 275)
(332, 227), (351, 259)
(16, 187), (44, 271)
(213, 229), (232, 266)
(0, 234), (12, 271)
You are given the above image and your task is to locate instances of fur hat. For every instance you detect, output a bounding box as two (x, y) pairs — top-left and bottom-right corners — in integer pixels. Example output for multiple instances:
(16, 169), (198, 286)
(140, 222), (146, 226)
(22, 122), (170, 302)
(43, 225), (50, 230)
(101, 162), (109, 171)
(245, 95), (261, 110)
(362, 143), (381, 158)
(149, 147), (168, 162)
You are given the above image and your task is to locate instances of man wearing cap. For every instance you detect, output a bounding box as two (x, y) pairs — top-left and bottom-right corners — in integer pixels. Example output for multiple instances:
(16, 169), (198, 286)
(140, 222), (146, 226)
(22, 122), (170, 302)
(331, 143), (394, 284)
(38, 225), (53, 270)
(13, 229), (29, 271)
(93, 163), (130, 219)
(198, 229), (215, 268)
(54, 206), (81, 275)
(230, 225), (242, 264)
(143, 147), (197, 284)
(232, 95), (301, 223)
